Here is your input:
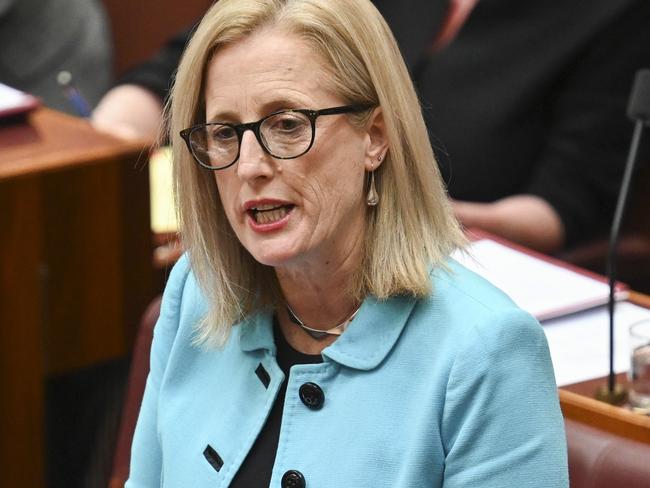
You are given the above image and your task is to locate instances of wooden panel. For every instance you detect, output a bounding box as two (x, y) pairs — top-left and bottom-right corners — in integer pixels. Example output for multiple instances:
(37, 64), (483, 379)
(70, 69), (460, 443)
(0, 107), (154, 486)
(42, 164), (125, 374)
(630, 291), (650, 308)
(560, 389), (650, 444)
(0, 110), (145, 180)
(0, 177), (46, 487)
(562, 372), (629, 398)
(1, 109), (154, 374)
(41, 156), (153, 374)
(41, 151), (154, 374)
(118, 155), (157, 344)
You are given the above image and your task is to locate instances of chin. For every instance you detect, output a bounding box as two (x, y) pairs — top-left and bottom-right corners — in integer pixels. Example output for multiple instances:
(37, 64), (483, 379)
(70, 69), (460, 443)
(246, 242), (303, 268)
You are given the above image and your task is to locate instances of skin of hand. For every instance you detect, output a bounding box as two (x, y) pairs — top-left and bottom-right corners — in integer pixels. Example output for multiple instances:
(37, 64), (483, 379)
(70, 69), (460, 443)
(91, 84), (164, 141)
(452, 195), (566, 254)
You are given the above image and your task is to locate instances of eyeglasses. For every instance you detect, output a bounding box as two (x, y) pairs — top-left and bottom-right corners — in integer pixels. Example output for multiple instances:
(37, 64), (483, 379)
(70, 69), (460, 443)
(179, 104), (372, 170)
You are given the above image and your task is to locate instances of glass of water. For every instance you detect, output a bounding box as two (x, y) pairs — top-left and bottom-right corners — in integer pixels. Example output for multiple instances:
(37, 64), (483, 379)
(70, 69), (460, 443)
(629, 319), (650, 414)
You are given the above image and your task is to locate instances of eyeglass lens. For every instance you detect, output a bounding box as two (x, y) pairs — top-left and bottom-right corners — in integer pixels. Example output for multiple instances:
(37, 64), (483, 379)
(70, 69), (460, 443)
(189, 111), (313, 168)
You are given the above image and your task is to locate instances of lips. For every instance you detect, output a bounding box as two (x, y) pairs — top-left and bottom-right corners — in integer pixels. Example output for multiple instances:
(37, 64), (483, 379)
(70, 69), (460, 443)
(250, 204), (293, 224)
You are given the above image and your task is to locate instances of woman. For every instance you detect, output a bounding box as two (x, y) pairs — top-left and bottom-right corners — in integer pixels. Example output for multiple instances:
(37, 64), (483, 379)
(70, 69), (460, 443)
(127, 0), (568, 486)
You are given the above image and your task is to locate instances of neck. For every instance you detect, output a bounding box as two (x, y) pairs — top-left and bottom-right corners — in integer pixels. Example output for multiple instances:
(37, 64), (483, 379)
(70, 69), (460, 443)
(274, 231), (364, 353)
(276, 232), (363, 328)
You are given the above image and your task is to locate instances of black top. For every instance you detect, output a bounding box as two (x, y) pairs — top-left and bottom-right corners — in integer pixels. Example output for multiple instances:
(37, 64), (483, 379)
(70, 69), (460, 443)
(118, 0), (650, 247)
(229, 319), (322, 487)
(416, 0), (649, 246)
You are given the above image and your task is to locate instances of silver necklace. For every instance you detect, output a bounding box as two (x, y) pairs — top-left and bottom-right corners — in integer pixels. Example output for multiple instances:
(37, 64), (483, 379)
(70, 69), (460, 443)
(285, 303), (361, 340)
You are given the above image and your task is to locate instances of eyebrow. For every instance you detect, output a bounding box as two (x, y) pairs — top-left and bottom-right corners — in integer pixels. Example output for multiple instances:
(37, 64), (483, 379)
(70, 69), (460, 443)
(206, 96), (311, 124)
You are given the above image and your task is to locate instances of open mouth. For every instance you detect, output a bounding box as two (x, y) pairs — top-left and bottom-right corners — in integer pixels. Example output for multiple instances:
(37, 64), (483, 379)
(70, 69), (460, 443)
(248, 203), (295, 225)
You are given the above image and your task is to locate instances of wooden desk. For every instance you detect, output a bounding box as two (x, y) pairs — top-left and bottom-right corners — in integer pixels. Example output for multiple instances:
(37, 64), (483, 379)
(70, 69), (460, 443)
(559, 292), (650, 445)
(560, 381), (650, 445)
(0, 109), (154, 487)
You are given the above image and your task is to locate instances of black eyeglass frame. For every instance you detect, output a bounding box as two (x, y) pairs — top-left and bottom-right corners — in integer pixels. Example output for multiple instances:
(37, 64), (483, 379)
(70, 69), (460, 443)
(179, 104), (373, 170)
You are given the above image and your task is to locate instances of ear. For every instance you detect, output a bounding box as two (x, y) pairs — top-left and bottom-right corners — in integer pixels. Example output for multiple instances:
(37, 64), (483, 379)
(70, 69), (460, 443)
(363, 107), (389, 171)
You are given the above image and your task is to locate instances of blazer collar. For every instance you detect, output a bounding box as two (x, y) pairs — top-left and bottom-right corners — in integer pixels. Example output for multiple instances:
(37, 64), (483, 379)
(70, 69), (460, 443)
(238, 310), (276, 355)
(238, 294), (417, 371)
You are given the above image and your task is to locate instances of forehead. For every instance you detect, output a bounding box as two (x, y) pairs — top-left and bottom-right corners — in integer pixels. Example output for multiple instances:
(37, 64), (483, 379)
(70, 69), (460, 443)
(204, 28), (337, 121)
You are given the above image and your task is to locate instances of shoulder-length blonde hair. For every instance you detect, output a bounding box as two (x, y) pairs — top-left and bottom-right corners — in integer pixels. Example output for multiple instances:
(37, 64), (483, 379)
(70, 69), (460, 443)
(169, 0), (465, 346)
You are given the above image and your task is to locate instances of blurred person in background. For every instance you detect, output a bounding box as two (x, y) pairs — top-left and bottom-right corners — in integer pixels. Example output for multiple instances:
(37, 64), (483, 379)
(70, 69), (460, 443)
(0, 0), (112, 115)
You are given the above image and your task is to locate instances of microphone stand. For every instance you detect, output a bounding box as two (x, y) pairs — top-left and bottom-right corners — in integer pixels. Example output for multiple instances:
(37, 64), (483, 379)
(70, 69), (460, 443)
(596, 69), (650, 405)
(596, 120), (644, 405)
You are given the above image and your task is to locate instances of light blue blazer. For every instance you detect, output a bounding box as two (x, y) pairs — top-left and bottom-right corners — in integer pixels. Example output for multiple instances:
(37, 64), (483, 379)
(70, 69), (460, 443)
(127, 255), (568, 487)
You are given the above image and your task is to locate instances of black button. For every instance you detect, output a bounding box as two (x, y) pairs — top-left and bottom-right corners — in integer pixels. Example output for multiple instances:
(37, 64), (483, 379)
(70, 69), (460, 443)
(281, 470), (305, 488)
(299, 382), (324, 410)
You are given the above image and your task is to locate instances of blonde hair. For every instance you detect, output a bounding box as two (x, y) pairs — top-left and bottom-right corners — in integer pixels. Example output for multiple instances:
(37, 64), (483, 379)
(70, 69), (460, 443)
(169, 0), (465, 346)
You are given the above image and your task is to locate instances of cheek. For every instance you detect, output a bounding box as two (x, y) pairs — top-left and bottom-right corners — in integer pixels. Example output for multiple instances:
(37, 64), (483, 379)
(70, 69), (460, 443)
(214, 173), (239, 223)
(298, 156), (366, 219)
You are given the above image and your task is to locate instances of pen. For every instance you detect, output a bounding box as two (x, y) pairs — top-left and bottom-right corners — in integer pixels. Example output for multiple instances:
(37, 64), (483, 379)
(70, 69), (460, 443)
(57, 71), (92, 118)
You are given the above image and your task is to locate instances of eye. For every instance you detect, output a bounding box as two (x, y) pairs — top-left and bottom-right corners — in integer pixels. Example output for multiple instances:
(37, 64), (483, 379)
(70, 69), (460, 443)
(267, 113), (308, 134)
(209, 125), (237, 142)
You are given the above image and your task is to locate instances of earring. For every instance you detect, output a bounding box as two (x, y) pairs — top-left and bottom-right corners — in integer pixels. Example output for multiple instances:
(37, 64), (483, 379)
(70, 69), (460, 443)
(366, 156), (380, 206)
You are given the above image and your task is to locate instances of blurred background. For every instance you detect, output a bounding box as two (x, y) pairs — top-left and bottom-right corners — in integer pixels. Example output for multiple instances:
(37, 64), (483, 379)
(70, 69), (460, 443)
(2, 1), (211, 487)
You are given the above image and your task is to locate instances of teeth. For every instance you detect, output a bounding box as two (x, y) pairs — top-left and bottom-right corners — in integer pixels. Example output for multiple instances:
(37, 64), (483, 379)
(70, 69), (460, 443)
(254, 203), (282, 211)
(254, 207), (289, 224)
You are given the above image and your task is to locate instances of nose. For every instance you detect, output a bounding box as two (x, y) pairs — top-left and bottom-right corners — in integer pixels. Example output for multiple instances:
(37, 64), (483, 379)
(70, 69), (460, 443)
(236, 129), (273, 181)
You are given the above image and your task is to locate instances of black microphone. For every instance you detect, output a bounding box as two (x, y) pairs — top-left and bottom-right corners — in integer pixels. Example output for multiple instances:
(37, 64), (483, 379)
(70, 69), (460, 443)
(597, 69), (650, 405)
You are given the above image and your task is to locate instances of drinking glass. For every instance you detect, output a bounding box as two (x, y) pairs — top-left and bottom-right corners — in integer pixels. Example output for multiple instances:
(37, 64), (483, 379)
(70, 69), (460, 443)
(629, 319), (650, 414)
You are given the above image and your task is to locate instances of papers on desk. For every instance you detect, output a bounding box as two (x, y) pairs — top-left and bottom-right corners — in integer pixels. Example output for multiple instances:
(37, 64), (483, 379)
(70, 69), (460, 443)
(544, 302), (650, 386)
(453, 238), (629, 321)
(0, 82), (39, 118)
(452, 235), (646, 387)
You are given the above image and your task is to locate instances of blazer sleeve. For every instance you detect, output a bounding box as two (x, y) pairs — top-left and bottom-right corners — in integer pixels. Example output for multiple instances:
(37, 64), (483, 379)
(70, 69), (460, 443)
(441, 308), (569, 488)
(125, 255), (191, 487)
